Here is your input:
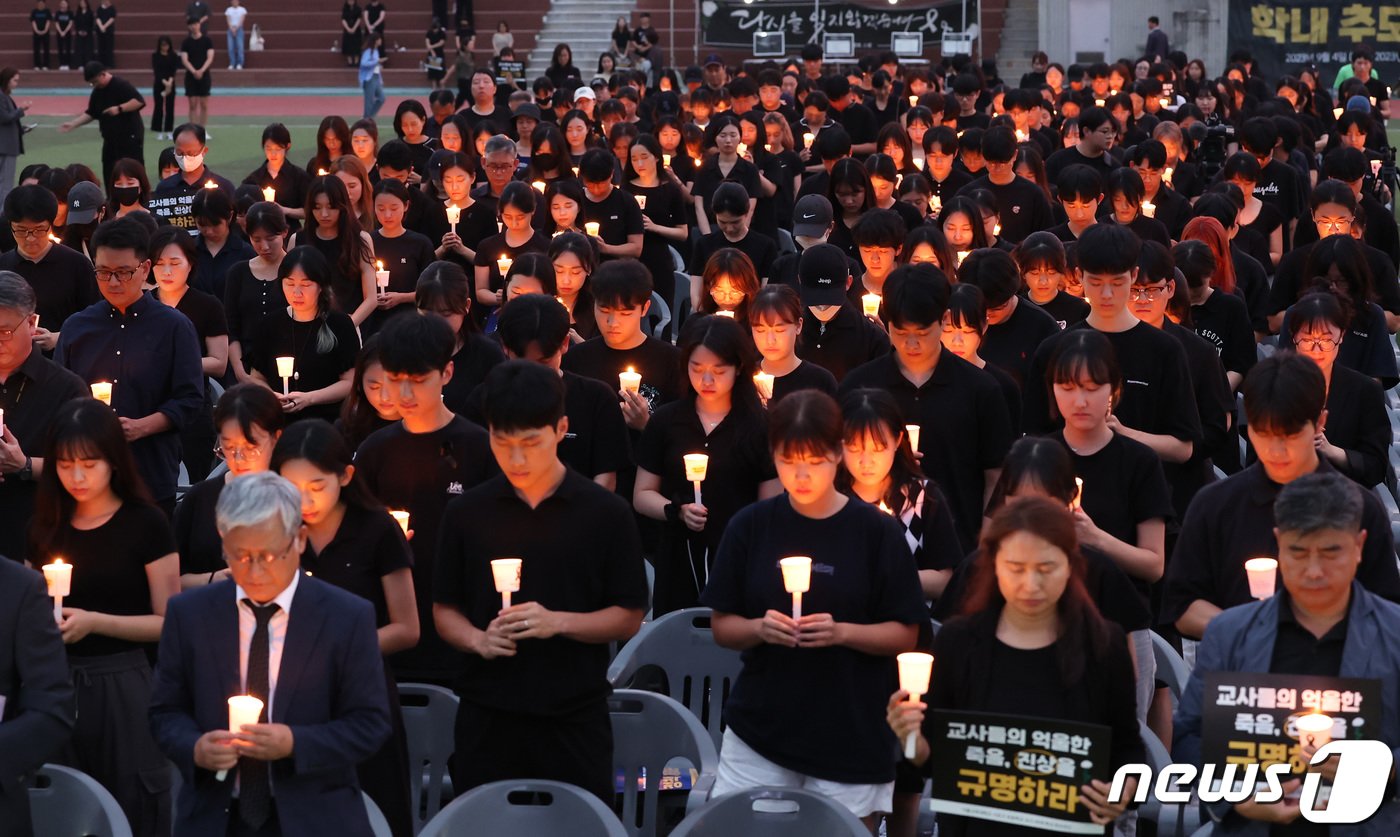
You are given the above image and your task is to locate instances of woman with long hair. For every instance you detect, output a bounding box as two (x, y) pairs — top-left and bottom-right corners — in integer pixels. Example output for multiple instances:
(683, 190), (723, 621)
(272, 418), (418, 837)
(692, 115), (762, 235)
(174, 383), (287, 589)
(546, 42), (582, 89)
(291, 174), (377, 327)
(473, 181), (550, 325)
(307, 114), (353, 175)
(521, 122), (574, 184)
(697, 247), (759, 321)
(543, 177), (586, 236)
(901, 225), (957, 275)
(747, 285), (837, 406)
(349, 117), (381, 182)
(634, 314), (781, 614)
(224, 201), (290, 383)
(825, 158), (875, 264)
(150, 35), (178, 139)
(432, 150), (495, 268)
(367, 177), (435, 333)
(30, 399), (180, 836)
(337, 336), (400, 448)
(623, 133), (689, 316)
(561, 108), (596, 164)
(416, 261), (506, 412)
(245, 245), (360, 423)
(1294, 234), (1398, 387)
(328, 153), (375, 229)
(548, 231), (599, 341)
(105, 156), (151, 219)
(940, 284), (1022, 428)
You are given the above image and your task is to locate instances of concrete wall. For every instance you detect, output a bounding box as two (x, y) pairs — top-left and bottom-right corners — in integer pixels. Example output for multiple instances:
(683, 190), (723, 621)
(1041, 0), (1225, 72)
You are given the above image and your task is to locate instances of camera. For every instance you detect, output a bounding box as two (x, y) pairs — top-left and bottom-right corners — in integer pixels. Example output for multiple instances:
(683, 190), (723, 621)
(1187, 117), (1235, 180)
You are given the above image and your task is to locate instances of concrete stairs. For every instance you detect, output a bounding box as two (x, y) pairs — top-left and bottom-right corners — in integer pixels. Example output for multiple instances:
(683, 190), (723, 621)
(995, 0), (1040, 87)
(526, 0), (638, 82)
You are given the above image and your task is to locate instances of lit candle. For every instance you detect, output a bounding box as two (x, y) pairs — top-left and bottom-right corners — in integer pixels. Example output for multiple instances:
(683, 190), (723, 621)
(584, 221), (600, 238)
(1095, 98), (1106, 107)
(683, 453), (709, 507)
(1245, 557), (1278, 599)
(1296, 712), (1334, 750)
(909, 94), (918, 107)
(1159, 97), (1170, 109)
(618, 366), (642, 394)
(662, 153), (672, 168)
(47, 232), (62, 244)
(1163, 166), (1174, 185)
(930, 195), (942, 215)
(261, 186), (276, 202)
(1071, 477), (1084, 511)
(0, 406), (4, 436)
(780, 556), (812, 620)
(803, 132), (815, 149)
(490, 558), (521, 609)
(317, 168), (330, 176)
(737, 142), (748, 157)
(862, 293), (881, 318)
(1370, 97), (1377, 106)
(531, 180), (546, 193)
(878, 501), (894, 515)
(389, 510), (410, 535)
(905, 424), (920, 452)
(497, 255), (513, 276)
(445, 204), (461, 233)
(571, 166), (580, 177)
(219, 695), (265, 780)
(692, 156), (703, 168)
(375, 260), (390, 294)
(1015, 128), (1028, 142)
(90, 381), (112, 405)
(897, 652), (934, 758)
(43, 559), (72, 624)
(275, 356), (295, 396)
(1141, 200), (1156, 218)
(713, 309), (735, 318)
(203, 179), (218, 190)
(753, 371), (774, 402)
(1333, 107), (1344, 119)
(956, 250), (970, 266)
(992, 222), (1002, 237)
(635, 193), (647, 210)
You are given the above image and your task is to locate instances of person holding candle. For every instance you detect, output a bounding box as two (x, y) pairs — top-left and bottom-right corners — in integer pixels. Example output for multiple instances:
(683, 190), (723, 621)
(56, 218), (205, 515)
(0, 273), (89, 566)
(353, 313), (496, 685)
(0, 185), (99, 352)
(289, 176), (378, 328)
(623, 133), (689, 326)
(1164, 352), (1400, 641)
(271, 419), (417, 836)
(1013, 232), (1089, 329)
(175, 383), (285, 590)
(241, 123), (311, 233)
(244, 245), (359, 423)
(748, 284), (837, 406)
(1128, 140), (1191, 243)
(887, 497), (1144, 836)
(430, 151), (495, 269)
(1103, 167), (1171, 249)
(366, 178), (435, 335)
(1175, 471), (1400, 830)
(29, 398), (180, 835)
(688, 182), (778, 310)
(336, 336), (400, 448)
(149, 471), (392, 837)
(548, 232), (599, 342)
(542, 178), (585, 237)
(953, 127), (1055, 244)
(415, 261), (506, 413)
(223, 202), (289, 384)
(849, 209), (904, 321)
(920, 127), (974, 210)
(433, 360), (648, 801)
(940, 284), (1023, 430)
(702, 389), (926, 827)
(956, 248), (1061, 388)
(697, 247), (760, 322)
(691, 116), (761, 236)
(935, 197), (990, 276)
(473, 181), (549, 327)
(635, 315), (781, 613)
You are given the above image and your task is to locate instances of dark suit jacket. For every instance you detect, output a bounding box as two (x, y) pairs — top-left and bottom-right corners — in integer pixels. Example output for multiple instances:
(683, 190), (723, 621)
(0, 560), (75, 837)
(149, 574), (391, 837)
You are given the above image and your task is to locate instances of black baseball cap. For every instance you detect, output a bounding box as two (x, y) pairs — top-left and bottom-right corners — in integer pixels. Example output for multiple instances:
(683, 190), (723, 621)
(792, 194), (834, 238)
(82, 61), (107, 82)
(798, 244), (850, 307)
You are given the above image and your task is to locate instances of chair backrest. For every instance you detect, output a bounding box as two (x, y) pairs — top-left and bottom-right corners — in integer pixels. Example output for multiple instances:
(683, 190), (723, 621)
(28, 764), (134, 837)
(419, 780), (627, 837)
(362, 791), (391, 837)
(1151, 631), (1190, 705)
(669, 245), (685, 273)
(672, 270), (692, 334)
(669, 787), (868, 836)
(607, 608), (742, 751)
(776, 228), (797, 255)
(609, 689), (719, 837)
(648, 291), (672, 340)
(397, 682), (460, 832)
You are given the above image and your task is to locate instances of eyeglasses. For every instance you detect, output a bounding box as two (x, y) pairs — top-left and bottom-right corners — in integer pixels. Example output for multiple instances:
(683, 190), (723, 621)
(1295, 336), (1338, 351)
(10, 223), (51, 240)
(1317, 218), (1353, 232)
(213, 440), (265, 462)
(95, 267), (145, 284)
(223, 537), (296, 567)
(1129, 286), (1171, 301)
(484, 162), (516, 172)
(0, 319), (31, 341)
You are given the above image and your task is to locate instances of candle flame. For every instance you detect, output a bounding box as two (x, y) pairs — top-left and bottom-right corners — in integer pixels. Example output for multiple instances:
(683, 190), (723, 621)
(48, 232), (62, 244)
(204, 180), (218, 189)
(626, 366), (635, 374)
(317, 168), (329, 176)
(376, 260), (384, 270)
(878, 501), (894, 515)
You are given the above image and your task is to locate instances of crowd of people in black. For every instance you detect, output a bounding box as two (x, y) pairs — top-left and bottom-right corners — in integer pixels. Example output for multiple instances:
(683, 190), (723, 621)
(5, 23), (1400, 837)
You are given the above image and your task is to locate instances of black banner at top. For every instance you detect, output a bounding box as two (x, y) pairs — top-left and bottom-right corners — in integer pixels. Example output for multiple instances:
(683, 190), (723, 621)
(1229, 1), (1400, 85)
(701, 0), (977, 52)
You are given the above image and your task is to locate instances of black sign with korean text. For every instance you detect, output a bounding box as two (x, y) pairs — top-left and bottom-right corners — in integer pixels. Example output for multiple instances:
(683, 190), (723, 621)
(1201, 671), (1383, 775)
(700, 0), (977, 52)
(1229, 2), (1400, 86)
(925, 709), (1112, 835)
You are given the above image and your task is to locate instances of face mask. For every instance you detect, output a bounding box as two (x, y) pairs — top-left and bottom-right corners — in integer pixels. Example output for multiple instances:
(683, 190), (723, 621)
(533, 152), (558, 171)
(178, 153), (205, 173)
(112, 185), (141, 205)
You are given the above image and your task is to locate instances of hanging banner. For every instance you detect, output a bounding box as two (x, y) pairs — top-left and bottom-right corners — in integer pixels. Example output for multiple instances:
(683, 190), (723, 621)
(1229, 2), (1400, 86)
(700, 0), (977, 52)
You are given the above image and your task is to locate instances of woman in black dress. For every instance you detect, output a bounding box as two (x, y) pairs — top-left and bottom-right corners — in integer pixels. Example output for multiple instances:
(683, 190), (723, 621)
(340, 0), (363, 66)
(290, 175), (377, 327)
(149, 35), (178, 140)
(634, 314), (781, 614)
(623, 133), (688, 323)
(424, 18), (446, 89)
(224, 202), (289, 383)
(74, 0), (94, 65)
(273, 419), (417, 837)
(245, 245), (360, 423)
(888, 496), (1143, 837)
(178, 18), (214, 128)
(94, 0), (115, 67)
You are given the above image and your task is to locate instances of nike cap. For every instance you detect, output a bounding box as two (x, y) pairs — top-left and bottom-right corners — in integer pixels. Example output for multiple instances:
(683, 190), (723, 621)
(792, 194), (834, 238)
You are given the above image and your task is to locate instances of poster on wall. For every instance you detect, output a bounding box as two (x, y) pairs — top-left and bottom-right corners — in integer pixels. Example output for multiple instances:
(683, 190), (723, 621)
(1229, 2), (1400, 86)
(701, 0), (978, 53)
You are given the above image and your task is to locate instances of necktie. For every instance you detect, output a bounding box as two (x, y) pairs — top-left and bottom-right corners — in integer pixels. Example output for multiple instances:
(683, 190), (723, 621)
(240, 600), (279, 829)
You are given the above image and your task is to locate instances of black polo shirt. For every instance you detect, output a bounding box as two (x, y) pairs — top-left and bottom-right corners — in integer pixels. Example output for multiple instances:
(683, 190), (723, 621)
(840, 351), (1015, 551)
(0, 350), (88, 564)
(981, 297), (1059, 387)
(433, 469), (649, 715)
(1271, 588), (1349, 677)
(579, 187), (644, 261)
(149, 169), (238, 233)
(1161, 458), (1400, 634)
(796, 304), (891, 383)
(302, 504), (414, 628)
(0, 243), (98, 333)
(354, 415), (497, 681)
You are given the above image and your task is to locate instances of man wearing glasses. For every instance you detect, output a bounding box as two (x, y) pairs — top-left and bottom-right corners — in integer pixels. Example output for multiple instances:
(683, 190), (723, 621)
(0, 271), (88, 564)
(150, 471), (391, 837)
(0, 185), (98, 352)
(54, 217), (203, 514)
(472, 135), (518, 205)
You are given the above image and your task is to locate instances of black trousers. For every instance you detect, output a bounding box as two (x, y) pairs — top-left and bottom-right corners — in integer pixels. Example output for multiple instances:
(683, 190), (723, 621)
(97, 30), (114, 67)
(33, 34), (50, 68)
(152, 86), (176, 133)
(452, 699), (614, 804)
(101, 134), (143, 185)
(77, 31), (92, 64)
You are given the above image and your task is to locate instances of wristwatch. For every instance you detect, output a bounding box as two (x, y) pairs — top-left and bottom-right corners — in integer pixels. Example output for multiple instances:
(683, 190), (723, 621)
(17, 456), (32, 482)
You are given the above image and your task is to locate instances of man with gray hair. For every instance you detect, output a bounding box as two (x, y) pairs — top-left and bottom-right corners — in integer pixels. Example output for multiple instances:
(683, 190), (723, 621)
(150, 471), (391, 837)
(1174, 471), (1400, 831)
(473, 134), (519, 203)
(0, 270), (88, 564)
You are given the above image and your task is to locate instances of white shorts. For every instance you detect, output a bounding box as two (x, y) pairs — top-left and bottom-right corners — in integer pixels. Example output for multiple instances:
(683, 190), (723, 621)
(711, 727), (895, 819)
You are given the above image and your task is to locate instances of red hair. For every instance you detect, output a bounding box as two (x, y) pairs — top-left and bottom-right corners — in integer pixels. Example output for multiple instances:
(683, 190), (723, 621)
(1182, 216), (1236, 295)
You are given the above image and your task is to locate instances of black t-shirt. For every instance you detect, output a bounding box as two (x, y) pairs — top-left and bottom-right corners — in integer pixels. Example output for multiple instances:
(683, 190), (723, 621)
(1122, 214), (1171, 248)
(981, 298), (1059, 387)
(472, 230), (551, 294)
(1027, 290), (1090, 329)
(32, 9), (53, 28)
(41, 502), (175, 657)
(433, 470), (649, 714)
(441, 333), (507, 414)
(246, 310), (360, 422)
(173, 476), (224, 577)
(925, 167), (973, 205)
(832, 102), (878, 144)
(579, 187), (645, 260)
(354, 415), (498, 679)
(85, 75), (144, 140)
(460, 105), (510, 136)
(370, 229), (436, 295)
(422, 200), (498, 265)
(689, 228), (777, 282)
(302, 504), (414, 628)
(1190, 289), (1256, 378)
(1044, 145), (1121, 185)
(561, 335), (682, 415)
(840, 352), (1015, 551)
(1252, 159), (1300, 226)
(956, 175), (1054, 243)
(1269, 240), (1400, 317)
(168, 287), (228, 346)
(0, 243), (98, 332)
(700, 495), (926, 783)
(982, 360), (1023, 432)
(622, 179), (688, 286)
(180, 35), (213, 75)
(796, 304), (892, 383)
(769, 359), (838, 405)
(691, 158), (762, 225)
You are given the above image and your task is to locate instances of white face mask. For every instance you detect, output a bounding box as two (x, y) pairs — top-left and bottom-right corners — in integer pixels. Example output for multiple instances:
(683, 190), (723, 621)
(178, 152), (205, 173)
